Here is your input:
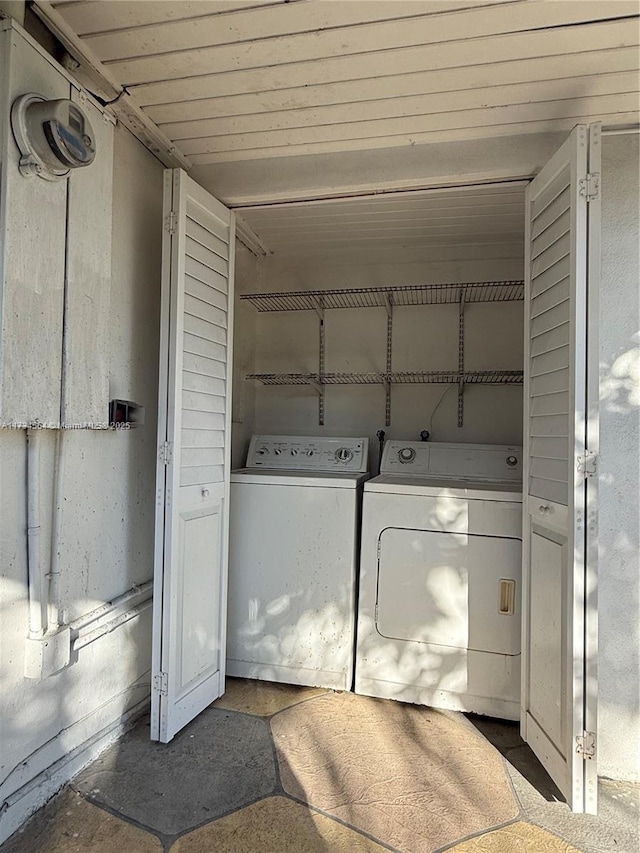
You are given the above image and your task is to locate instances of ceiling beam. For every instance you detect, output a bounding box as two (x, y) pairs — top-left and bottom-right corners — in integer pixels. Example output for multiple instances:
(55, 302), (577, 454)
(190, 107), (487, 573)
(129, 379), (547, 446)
(31, 1), (191, 170)
(235, 214), (270, 257)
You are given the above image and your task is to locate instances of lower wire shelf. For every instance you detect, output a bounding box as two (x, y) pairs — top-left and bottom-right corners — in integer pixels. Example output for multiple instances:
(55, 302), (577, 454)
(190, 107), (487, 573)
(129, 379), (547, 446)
(247, 370), (523, 386)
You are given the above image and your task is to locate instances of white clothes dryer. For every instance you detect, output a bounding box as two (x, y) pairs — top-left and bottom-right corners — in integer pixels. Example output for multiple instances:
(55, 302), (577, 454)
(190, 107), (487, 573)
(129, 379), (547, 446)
(355, 441), (522, 720)
(228, 435), (369, 691)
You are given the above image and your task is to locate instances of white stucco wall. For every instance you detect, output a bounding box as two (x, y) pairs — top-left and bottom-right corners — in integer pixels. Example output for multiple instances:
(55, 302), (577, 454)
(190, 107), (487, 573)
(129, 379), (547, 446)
(597, 132), (640, 783)
(0, 123), (163, 840)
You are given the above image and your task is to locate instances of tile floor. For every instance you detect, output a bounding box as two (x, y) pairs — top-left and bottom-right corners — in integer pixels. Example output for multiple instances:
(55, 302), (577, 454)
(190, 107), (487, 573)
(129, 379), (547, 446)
(2, 679), (638, 853)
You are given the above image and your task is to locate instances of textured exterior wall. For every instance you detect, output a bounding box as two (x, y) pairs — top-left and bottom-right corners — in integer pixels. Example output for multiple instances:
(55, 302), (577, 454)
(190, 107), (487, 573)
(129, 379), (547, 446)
(598, 133), (640, 782)
(0, 123), (163, 841)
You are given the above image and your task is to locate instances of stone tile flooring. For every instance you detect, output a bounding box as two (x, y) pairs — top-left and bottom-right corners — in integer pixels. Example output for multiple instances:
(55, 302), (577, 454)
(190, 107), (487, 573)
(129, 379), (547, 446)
(2, 679), (638, 853)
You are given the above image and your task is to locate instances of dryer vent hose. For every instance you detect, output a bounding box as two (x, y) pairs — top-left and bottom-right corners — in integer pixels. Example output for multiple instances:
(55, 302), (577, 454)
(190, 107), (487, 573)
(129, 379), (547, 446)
(376, 430), (386, 475)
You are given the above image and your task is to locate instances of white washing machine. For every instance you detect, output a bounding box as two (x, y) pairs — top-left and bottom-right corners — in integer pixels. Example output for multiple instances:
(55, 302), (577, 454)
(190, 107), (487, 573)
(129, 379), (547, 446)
(228, 435), (369, 690)
(355, 441), (523, 720)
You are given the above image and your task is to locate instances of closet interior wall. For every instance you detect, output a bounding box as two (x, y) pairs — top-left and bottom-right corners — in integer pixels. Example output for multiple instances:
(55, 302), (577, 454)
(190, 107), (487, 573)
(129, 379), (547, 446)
(232, 243), (525, 469)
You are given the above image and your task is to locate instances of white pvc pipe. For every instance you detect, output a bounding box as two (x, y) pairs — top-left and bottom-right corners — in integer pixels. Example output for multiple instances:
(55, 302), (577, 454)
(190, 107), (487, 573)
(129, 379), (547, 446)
(47, 430), (65, 630)
(69, 580), (153, 632)
(72, 597), (153, 652)
(26, 429), (44, 637)
(602, 125), (640, 136)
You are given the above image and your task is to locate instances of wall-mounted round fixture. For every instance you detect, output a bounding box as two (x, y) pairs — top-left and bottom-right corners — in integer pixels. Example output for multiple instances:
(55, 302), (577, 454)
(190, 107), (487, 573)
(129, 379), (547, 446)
(11, 93), (96, 180)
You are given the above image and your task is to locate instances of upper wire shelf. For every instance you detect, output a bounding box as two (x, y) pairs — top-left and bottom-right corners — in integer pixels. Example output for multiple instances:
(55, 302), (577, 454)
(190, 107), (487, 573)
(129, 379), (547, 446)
(240, 281), (524, 312)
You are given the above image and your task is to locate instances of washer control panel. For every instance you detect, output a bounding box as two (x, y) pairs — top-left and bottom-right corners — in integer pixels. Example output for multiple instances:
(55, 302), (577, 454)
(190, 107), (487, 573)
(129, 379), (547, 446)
(381, 441), (522, 481)
(246, 435), (369, 472)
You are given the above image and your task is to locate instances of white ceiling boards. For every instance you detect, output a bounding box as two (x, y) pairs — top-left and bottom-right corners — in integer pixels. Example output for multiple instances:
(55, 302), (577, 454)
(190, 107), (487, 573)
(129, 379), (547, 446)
(41, 1), (639, 203)
(236, 182), (527, 261)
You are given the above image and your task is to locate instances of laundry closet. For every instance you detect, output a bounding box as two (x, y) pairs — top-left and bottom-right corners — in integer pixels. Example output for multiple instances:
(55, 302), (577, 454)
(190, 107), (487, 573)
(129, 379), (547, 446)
(151, 125), (609, 815)
(225, 182), (526, 711)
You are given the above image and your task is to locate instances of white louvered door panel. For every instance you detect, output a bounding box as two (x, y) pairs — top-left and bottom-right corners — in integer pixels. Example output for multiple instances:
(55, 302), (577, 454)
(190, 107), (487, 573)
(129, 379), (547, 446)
(521, 125), (598, 813)
(152, 170), (235, 743)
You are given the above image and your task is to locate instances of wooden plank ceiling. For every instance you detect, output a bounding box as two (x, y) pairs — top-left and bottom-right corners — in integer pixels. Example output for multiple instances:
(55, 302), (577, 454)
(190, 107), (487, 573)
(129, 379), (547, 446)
(49, 0), (639, 167)
(237, 182), (527, 260)
(46, 0), (637, 258)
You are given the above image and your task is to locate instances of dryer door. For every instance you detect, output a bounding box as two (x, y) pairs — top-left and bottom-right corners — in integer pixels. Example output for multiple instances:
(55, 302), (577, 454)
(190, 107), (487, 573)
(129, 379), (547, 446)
(377, 527), (521, 656)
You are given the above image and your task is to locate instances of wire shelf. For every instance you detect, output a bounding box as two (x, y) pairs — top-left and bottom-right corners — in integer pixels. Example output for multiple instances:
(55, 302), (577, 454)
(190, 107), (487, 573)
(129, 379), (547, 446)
(241, 281), (524, 312)
(246, 372), (383, 386)
(464, 370), (524, 384)
(247, 371), (523, 387)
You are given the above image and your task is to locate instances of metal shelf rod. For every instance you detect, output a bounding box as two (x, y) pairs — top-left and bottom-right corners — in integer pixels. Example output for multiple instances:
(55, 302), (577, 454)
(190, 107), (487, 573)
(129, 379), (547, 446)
(311, 296), (326, 426)
(458, 290), (465, 428)
(385, 293), (393, 427)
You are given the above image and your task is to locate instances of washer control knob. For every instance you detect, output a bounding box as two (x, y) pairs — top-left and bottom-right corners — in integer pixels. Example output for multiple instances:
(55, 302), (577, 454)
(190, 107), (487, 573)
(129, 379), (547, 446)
(274, 448), (282, 455)
(336, 447), (353, 462)
(307, 449), (314, 456)
(290, 448), (298, 456)
(506, 455), (518, 467)
(257, 447), (269, 455)
(398, 447), (416, 463)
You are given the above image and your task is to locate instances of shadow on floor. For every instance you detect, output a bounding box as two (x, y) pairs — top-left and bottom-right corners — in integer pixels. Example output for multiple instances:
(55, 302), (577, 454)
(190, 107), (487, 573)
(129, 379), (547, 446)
(465, 713), (564, 802)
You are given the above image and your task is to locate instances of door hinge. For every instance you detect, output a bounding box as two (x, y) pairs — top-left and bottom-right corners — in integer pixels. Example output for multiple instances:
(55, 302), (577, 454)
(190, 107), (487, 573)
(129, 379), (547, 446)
(159, 441), (173, 465)
(164, 211), (178, 234)
(577, 450), (597, 477)
(576, 731), (596, 759)
(153, 672), (168, 696)
(579, 173), (600, 202)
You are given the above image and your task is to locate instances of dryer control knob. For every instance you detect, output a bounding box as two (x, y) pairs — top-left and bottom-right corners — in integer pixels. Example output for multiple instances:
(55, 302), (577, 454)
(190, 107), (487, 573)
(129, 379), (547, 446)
(274, 449), (282, 455)
(336, 447), (353, 462)
(290, 448), (298, 456)
(258, 447), (269, 455)
(398, 447), (416, 463)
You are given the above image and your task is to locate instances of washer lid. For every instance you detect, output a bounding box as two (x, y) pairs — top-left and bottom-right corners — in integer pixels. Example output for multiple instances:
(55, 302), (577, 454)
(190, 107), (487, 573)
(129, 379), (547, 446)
(231, 469), (369, 489)
(364, 474), (522, 501)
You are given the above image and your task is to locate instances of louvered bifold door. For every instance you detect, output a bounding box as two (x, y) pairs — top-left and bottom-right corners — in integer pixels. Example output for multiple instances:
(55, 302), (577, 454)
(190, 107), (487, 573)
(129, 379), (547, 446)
(521, 124), (598, 813)
(152, 170), (235, 743)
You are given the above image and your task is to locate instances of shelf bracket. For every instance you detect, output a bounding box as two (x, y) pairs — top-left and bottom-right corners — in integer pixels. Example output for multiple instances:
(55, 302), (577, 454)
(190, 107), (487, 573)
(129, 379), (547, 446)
(458, 291), (465, 428)
(383, 378), (391, 427)
(312, 296), (326, 426)
(385, 293), (393, 427)
(384, 292), (393, 319)
(310, 295), (325, 323)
